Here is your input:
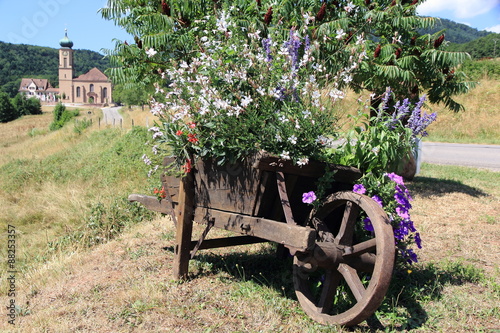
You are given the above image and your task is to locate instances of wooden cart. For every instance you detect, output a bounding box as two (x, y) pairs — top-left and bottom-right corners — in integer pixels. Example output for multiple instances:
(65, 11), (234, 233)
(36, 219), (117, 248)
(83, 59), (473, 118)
(129, 152), (395, 326)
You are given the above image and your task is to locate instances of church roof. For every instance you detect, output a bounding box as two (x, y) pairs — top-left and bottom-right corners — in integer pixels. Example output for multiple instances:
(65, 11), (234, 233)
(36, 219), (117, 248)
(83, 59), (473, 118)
(59, 29), (73, 48)
(74, 67), (109, 82)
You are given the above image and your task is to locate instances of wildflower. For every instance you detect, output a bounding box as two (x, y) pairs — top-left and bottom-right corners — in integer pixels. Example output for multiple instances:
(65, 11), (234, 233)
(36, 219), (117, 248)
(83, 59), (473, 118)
(297, 157), (309, 166)
(363, 217), (374, 232)
(353, 184), (366, 194)
(288, 135), (298, 145)
(187, 133), (198, 143)
(176, 130), (183, 136)
(146, 48), (157, 57)
(302, 191), (317, 204)
(182, 159), (193, 173)
(371, 195), (383, 207)
(142, 154), (152, 166)
(280, 151), (291, 160)
(385, 172), (404, 186)
(336, 29), (347, 40)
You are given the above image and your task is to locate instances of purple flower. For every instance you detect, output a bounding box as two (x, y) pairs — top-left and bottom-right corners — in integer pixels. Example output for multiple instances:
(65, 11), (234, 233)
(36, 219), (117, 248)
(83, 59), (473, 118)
(407, 95), (437, 137)
(302, 191), (317, 204)
(363, 217), (374, 232)
(353, 184), (366, 194)
(286, 29), (302, 70)
(396, 206), (410, 219)
(262, 37), (273, 62)
(414, 232), (422, 249)
(385, 172), (404, 186)
(371, 195), (383, 207)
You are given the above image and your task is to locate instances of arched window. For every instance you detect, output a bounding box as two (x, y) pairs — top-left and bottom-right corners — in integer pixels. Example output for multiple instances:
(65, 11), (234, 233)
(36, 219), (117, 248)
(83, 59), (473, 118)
(90, 84), (94, 92)
(103, 87), (107, 98)
(76, 87), (81, 98)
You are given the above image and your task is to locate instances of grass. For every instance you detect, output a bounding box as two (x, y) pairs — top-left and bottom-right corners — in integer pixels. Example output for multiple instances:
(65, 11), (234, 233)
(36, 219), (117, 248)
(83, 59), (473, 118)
(0, 84), (499, 332)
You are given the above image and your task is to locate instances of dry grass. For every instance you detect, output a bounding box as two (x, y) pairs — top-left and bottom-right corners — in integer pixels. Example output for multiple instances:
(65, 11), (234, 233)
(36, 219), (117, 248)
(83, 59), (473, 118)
(1, 162), (498, 332)
(425, 79), (500, 144)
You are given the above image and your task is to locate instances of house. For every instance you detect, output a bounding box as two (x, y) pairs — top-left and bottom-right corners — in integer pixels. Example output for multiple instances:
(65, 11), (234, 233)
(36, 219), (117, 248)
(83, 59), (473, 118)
(18, 78), (58, 102)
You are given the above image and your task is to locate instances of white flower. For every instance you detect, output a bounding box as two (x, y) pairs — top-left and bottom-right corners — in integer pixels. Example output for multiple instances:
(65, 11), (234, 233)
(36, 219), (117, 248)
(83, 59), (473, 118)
(297, 157), (309, 166)
(240, 94), (253, 108)
(336, 29), (346, 40)
(146, 48), (157, 57)
(288, 135), (298, 145)
(142, 154), (152, 165)
(275, 134), (282, 142)
(280, 151), (291, 160)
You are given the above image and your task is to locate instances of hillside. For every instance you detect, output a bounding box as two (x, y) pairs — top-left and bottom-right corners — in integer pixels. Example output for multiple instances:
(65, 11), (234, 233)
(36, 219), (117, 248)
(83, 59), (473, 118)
(0, 41), (111, 97)
(446, 33), (500, 59)
(419, 17), (492, 44)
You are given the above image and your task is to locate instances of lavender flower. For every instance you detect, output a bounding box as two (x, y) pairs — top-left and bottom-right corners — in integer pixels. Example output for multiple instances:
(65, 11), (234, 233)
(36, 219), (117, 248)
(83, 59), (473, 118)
(262, 37), (273, 62)
(407, 96), (437, 137)
(302, 191), (317, 204)
(353, 184), (366, 194)
(286, 30), (302, 70)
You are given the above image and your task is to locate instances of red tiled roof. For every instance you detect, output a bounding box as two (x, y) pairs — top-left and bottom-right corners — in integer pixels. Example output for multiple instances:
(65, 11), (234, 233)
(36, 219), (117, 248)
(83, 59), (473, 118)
(19, 78), (53, 91)
(74, 67), (109, 82)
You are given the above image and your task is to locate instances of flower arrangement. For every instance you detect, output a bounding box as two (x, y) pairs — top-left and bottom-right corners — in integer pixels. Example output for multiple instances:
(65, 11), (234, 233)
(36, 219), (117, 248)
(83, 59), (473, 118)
(143, 9), (367, 175)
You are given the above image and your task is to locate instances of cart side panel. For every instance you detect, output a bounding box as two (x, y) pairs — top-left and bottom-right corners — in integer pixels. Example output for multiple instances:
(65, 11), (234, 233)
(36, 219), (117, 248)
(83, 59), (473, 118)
(161, 155), (264, 216)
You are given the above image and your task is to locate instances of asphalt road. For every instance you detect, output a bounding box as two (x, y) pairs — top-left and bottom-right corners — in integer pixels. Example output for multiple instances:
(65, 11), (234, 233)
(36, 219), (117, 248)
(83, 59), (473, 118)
(421, 142), (500, 172)
(101, 106), (123, 125)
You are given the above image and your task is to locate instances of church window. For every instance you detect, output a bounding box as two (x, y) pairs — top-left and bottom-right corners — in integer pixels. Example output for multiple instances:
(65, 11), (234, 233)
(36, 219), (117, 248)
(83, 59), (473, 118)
(64, 58), (67, 68)
(76, 87), (81, 98)
(103, 88), (107, 98)
(90, 84), (94, 92)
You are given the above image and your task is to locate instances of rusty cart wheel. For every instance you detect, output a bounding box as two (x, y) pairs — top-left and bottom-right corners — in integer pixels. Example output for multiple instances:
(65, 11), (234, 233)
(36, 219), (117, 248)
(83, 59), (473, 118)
(293, 191), (395, 326)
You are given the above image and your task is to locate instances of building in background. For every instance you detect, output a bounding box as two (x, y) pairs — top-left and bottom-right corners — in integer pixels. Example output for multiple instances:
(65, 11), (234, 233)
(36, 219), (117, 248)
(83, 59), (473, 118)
(19, 29), (113, 105)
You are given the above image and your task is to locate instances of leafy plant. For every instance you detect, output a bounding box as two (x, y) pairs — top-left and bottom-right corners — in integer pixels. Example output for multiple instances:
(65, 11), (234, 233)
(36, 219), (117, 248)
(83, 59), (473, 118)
(49, 103), (79, 130)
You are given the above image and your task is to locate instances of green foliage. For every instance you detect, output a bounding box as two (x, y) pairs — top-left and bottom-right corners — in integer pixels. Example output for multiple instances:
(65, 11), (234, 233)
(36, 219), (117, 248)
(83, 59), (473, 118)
(11, 94), (42, 116)
(48, 198), (155, 251)
(101, 0), (473, 114)
(112, 83), (151, 106)
(0, 41), (111, 97)
(73, 118), (93, 134)
(446, 33), (500, 60)
(49, 103), (79, 130)
(0, 127), (152, 192)
(419, 18), (491, 44)
(460, 58), (500, 80)
(0, 91), (19, 122)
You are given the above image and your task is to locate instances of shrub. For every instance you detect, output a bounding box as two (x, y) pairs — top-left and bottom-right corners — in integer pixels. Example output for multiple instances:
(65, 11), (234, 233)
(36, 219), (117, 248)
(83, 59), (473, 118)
(49, 103), (79, 130)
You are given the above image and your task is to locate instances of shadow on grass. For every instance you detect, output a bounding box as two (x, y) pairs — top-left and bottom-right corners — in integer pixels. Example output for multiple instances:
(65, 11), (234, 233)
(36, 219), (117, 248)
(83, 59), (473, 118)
(164, 245), (485, 331)
(408, 176), (489, 198)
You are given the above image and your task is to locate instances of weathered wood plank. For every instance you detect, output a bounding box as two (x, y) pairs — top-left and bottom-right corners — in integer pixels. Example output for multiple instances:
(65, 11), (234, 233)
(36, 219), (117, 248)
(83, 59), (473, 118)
(189, 235), (268, 252)
(194, 209), (316, 252)
(128, 194), (171, 214)
(173, 173), (195, 280)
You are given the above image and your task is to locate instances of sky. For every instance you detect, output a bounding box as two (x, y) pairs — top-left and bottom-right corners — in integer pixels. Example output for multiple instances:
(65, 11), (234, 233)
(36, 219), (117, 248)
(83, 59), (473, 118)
(0, 0), (499, 54)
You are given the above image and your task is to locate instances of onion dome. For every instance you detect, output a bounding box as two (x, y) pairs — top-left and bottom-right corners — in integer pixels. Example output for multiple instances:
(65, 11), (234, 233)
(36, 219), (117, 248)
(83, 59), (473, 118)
(59, 29), (73, 48)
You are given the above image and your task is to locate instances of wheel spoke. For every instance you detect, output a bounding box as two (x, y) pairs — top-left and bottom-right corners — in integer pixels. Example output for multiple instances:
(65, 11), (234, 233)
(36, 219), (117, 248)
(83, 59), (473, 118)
(344, 238), (377, 257)
(338, 264), (365, 302)
(335, 202), (359, 246)
(318, 269), (341, 313)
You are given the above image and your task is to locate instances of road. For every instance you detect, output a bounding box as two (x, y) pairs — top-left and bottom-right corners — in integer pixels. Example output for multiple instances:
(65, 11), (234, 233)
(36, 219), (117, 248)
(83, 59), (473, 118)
(101, 106), (123, 125)
(421, 142), (500, 172)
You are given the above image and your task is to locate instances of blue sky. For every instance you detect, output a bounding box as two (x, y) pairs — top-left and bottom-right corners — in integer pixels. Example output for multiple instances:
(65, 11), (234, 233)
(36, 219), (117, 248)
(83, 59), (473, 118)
(0, 0), (499, 54)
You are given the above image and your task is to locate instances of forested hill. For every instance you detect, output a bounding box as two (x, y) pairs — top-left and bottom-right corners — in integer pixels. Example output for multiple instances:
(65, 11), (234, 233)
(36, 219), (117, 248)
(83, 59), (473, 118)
(419, 17), (491, 44)
(0, 41), (110, 97)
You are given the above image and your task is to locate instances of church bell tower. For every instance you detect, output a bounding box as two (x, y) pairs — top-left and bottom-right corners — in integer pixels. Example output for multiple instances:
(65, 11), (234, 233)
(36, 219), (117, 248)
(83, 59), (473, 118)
(58, 29), (74, 102)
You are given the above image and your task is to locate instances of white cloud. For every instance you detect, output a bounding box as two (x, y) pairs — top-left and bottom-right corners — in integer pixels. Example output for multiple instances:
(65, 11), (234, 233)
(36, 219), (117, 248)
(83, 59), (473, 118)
(417, 0), (498, 19)
(485, 24), (500, 33)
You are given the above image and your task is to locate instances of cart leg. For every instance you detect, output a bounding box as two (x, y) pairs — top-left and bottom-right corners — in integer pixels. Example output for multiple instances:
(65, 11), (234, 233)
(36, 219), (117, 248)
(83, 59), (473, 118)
(173, 173), (195, 280)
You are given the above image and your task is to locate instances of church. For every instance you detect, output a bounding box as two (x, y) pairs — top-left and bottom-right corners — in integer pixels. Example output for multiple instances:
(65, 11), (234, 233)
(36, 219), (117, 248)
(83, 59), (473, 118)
(19, 30), (113, 105)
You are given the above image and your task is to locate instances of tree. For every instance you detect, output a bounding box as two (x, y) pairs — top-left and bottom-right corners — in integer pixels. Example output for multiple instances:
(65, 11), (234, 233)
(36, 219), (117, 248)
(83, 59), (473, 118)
(0, 92), (19, 122)
(112, 83), (151, 107)
(100, 0), (474, 112)
(12, 94), (42, 116)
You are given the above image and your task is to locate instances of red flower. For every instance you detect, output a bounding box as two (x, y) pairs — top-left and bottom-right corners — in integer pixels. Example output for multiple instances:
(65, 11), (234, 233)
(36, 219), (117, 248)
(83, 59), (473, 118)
(176, 130), (183, 136)
(188, 122), (196, 129)
(187, 133), (198, 143)
(182, 159), (192, 173)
